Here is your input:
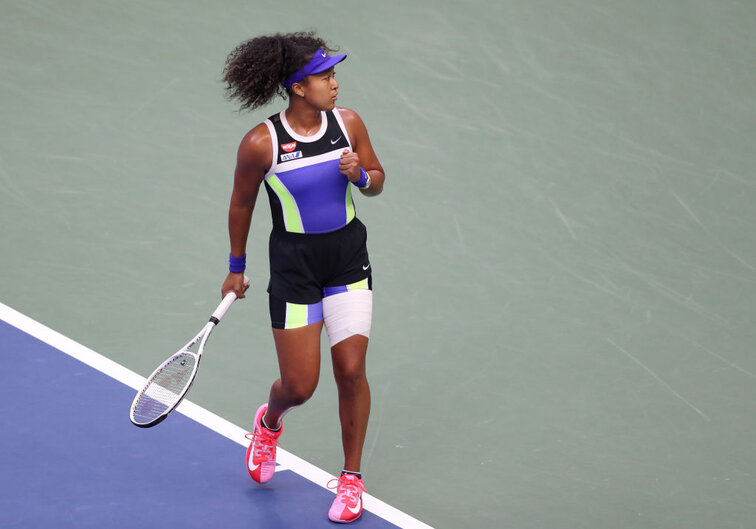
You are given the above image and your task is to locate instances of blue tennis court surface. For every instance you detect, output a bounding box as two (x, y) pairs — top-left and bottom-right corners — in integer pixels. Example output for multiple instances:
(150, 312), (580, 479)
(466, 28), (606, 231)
(0, 305), (425, 528)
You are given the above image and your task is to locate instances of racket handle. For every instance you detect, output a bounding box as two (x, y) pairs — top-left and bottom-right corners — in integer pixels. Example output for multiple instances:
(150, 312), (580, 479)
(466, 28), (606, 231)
(211, 275), (250, 323)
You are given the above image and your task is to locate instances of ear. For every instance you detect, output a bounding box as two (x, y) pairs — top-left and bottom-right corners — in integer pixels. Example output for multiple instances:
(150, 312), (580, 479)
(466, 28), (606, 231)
(291, 80), (306, 98)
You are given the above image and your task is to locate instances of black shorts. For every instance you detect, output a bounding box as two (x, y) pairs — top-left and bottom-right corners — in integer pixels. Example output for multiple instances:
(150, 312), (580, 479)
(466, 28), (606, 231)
(267, 218), (372, 317)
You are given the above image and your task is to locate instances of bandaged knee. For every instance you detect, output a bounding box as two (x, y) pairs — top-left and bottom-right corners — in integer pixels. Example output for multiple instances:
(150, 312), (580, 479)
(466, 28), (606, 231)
(322, 289), (373, 346)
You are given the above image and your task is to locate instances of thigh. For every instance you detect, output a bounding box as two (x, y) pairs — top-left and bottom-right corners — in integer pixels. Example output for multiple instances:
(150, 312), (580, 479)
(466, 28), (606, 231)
(331, 334), (369, 381)
(272, 322), (324, 388)
(325, 287), (371, 378)
(322, 287), (372, 347)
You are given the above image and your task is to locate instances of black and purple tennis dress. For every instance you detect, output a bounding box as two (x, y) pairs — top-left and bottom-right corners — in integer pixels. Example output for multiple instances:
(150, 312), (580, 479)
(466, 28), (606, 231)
(262, 109), (372, 329)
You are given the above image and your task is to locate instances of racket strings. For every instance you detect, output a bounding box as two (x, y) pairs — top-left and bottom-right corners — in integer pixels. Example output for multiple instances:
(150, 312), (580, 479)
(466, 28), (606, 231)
(132, 353), (196, 424)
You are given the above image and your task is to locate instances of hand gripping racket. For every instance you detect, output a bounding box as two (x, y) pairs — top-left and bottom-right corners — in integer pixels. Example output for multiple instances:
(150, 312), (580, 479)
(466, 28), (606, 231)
(130, 279), (248, 428)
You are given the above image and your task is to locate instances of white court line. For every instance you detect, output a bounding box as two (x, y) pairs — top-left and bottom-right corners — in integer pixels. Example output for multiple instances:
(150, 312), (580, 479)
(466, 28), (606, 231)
(0, 301), (433, 529)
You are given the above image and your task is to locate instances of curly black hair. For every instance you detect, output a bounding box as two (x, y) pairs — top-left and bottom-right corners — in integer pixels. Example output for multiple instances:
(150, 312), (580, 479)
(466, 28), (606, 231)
(222, 31), (338, 112)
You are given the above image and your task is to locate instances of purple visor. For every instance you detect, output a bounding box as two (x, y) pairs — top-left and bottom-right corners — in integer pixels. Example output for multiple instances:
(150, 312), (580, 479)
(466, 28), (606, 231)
(283, 48), (347, 89)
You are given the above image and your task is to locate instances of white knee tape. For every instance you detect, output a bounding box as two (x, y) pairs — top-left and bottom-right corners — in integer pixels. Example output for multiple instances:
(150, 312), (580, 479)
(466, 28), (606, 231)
(322, 289), (373, 346)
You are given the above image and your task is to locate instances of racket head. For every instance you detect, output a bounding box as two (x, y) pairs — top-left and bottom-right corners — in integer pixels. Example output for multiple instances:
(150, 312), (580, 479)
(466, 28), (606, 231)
(130, 350), (200, 427)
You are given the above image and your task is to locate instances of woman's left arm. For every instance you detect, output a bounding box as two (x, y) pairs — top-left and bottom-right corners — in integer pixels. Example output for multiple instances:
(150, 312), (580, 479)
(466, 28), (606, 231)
(338, 107), (385, 196)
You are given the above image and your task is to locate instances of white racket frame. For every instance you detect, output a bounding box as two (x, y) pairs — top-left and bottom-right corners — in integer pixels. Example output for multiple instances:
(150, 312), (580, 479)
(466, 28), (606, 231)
(130, 280), (247, 428)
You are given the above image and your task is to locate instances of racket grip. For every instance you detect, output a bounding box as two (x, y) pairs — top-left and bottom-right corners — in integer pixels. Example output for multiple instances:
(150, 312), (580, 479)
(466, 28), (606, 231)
(212, 275), (250, 323)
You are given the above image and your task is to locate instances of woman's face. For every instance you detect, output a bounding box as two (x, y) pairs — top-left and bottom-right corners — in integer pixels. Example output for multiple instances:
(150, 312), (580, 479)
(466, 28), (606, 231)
(299, 67), (339, 111)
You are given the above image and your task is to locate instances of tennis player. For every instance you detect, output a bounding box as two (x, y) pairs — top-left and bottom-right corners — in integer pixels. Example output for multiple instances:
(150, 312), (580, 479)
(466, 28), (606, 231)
(220, 32), (385, 523)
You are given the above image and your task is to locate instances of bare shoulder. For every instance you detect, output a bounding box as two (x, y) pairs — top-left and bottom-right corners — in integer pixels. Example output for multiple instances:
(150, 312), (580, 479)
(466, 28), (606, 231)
(240, 122), (271, 155)
(237, 121), (272, 171)
(336, 106), (364, 126)
(336, 106), (369, 144)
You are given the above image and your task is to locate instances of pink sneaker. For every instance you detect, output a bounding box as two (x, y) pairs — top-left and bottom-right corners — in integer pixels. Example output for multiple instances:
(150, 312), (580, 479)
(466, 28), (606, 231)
(328, 473), (366, 523)
(245, 404), (282, 484)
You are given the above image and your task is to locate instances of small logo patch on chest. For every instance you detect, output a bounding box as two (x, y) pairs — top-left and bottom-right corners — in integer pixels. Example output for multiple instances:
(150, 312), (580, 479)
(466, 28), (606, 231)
(280, 151), (303, 162)
(281, 142), (297, 152)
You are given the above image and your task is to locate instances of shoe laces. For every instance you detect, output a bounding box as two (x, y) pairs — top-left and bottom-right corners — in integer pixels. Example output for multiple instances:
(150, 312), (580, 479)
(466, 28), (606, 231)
(245, 430), (278, 459)
(327, 475), (366, 506)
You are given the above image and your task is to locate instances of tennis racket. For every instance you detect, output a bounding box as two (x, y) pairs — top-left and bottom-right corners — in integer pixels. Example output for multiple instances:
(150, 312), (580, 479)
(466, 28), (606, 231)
(130, 278), (248, 428)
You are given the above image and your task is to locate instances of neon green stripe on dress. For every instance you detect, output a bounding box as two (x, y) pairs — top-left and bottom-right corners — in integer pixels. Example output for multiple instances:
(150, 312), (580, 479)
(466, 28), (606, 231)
(285, 302), (308, 329)
(345, 183), (356, 225)
(267, 174), (304, 233)
(347, 278), (369, 291)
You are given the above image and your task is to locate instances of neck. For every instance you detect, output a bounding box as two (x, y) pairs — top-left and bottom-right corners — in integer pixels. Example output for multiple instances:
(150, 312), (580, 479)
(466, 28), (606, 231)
(285, 98), (323, 136)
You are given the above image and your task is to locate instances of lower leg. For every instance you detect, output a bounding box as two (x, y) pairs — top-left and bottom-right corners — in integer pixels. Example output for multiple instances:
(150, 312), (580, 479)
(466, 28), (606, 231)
(263, 380), (296, 429)
(262, 323), (323, 429)
(332, 335), (371, 473)
(340, 379), (370, 472)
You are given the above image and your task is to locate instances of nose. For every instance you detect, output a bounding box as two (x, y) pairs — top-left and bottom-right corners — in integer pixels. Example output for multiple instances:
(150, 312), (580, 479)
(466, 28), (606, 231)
(331, 77), (339, 89)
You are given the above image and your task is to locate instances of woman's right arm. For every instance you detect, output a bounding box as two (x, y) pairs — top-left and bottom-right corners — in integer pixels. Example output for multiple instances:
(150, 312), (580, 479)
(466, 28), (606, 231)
(221, 123), (271, 299)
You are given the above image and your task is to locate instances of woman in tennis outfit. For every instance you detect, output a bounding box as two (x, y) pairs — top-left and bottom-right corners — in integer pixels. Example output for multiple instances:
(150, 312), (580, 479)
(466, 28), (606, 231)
(220, 32), (385, 523)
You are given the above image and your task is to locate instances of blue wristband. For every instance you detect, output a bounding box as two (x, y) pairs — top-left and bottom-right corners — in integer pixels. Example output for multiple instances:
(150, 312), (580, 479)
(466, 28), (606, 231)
(229, 253), (246, 273)
(354, 167), (371, 189)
